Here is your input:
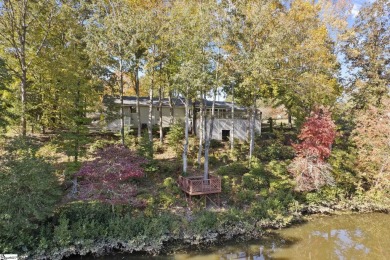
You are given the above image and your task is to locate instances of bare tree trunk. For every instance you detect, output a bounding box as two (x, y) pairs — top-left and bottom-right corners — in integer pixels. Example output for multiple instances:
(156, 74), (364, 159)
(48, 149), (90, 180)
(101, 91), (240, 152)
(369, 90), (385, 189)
(259, 110), (262, 137)
(74, 88), (81, 163)
(168, 90), (174, 124)
(249, 99), (256, 166)
(183, 87), (189, 174)
(119, 61), (125, 145)
(135, 65), (141, 138)
(20, 1), (28, 136)
(21, 69), (27, 136)
(231, 84), (235, 151)
(197, 91), (204, 167)
(159, 85), (163, 144)
(71, 87), (82, 199)
(148, 72), (154, 143)
(204, 89), (216, 180)
(192, 101), (196, 135)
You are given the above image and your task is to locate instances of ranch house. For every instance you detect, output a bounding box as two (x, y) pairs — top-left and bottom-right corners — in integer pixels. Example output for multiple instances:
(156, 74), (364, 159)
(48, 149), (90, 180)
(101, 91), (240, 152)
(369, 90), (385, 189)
(103, 96), (262, 141)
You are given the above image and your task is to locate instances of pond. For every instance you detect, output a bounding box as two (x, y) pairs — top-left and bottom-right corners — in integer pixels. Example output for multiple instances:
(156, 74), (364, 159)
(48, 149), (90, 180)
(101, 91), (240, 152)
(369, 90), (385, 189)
(78, 213), (389, 259)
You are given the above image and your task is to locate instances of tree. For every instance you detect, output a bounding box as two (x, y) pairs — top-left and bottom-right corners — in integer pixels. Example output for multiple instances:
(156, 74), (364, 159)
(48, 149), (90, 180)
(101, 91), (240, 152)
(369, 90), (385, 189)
(0, 137), (61, 252)
(352, 97), (390, 195)
(75, 145), (147, 206)
(341, 0), (389, 109)
(0, 58), (12, 130)
(169, 0), (214, 173)
(143, 0), (173, 152)
(29, 1), (97, 163)
(272, 0), (341, 124)
(203, 0), (226, 179)
(224, 0), (281, 164)
(85, 0), (134, 145)
(288, 108), (337, 191)
(0, 0), (58, 136)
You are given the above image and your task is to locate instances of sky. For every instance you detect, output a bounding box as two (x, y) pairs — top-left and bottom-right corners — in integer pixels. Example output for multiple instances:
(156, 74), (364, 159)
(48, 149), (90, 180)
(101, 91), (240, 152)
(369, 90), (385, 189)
(339, 0), (376, 80)
(350, 0), (375, 21)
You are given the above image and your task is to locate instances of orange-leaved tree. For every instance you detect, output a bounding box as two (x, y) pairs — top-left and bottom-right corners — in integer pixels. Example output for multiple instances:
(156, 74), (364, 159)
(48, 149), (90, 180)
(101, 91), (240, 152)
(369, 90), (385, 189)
(352, 97), (390, 194)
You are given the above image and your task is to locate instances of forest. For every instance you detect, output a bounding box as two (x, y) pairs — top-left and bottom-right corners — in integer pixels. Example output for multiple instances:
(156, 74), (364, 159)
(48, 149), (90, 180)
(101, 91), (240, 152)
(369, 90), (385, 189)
(0, 0), (389, 259)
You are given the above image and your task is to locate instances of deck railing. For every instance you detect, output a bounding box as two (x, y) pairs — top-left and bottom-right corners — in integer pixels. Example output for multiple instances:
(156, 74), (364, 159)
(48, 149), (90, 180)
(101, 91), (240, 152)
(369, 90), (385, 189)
(178, 175), (221, 195)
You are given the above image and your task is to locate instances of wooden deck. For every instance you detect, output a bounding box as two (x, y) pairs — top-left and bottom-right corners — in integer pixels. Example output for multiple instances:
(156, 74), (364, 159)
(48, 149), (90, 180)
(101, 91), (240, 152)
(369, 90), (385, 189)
(177, 175), (221, 196)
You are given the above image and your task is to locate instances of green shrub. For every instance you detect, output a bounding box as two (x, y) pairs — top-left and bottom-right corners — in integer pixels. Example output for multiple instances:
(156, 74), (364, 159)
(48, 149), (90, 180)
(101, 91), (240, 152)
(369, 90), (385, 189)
(269, 178), (293, 193)
(153, 142), (165, 154)
(208, 155), (219, 166)
(144, 160), (159, 176)
(218, 207), (245, 224)
(158, 160), (181, 176)
(51, 202), (179, 248)
(221, 175), (232, 194)
(215, 162), (248, 176)
(36, 143), (61, 161)
(266, 160), (289, 178)
(236, 189), (256, 204)
(242, 173), (266, 190)
(159, 192), (176, 208)
(190, 211), (217, 234)
(266, 160), (294, 192)
(259, 188), (268, 197)
(219, 153), (230, 164)
(256, 131), (295, 162)
(249, 164), (266, 176)
(248, 156), (262, 169)
(210, 139), (224, 149)
(166, 121), (184, 157)
(249, 191), (294, 220)
(163, 177), (177, 190)
(157, 177), (182, 208)
(89, 139), (116, 153)
(53, 216), (72, 247)
(124, 131), (138, 149)
(328, 149), (359, 194)
(266, 142), (294, 160)
(143, 213), (178, 237)
(249, 201), (268, 219)
(0, 137), (62, 253)
(137, 131), (153, 159)
(230, 141), (248, 161)
(63, 161), (82, 180)
(305, 186), (346, 206)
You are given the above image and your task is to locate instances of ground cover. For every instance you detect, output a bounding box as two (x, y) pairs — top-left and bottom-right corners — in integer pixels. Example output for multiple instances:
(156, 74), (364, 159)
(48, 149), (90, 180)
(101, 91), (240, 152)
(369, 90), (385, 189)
(0, 130), (388, 259)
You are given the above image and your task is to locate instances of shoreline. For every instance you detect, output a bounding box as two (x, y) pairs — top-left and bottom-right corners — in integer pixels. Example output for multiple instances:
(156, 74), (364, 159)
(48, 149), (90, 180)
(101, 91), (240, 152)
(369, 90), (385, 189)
(30, 200), (389, 260)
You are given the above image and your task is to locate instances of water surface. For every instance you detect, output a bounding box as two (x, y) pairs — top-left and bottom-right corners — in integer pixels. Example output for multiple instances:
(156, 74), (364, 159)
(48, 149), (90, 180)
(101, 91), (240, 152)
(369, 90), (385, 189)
(80, 213), (390, 259)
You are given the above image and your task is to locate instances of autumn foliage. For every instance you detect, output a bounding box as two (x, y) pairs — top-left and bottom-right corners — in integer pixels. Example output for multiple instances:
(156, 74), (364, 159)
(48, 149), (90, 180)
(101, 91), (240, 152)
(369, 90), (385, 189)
(293, 108), (337, 162)
(352, 98), (390, 193)
(75, 145), (147, 205)
(289, 108), (337, 191)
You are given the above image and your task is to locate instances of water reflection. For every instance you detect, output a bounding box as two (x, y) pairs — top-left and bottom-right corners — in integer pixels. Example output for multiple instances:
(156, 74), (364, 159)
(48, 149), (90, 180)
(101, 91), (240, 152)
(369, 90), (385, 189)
(269, 213), (389, 260)
(311, 228), (370, 259)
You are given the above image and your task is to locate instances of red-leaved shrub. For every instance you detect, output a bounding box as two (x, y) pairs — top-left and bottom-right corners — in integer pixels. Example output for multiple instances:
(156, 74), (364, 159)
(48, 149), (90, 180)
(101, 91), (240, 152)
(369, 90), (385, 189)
(293, 108), (337, 162)
(289, 108), (337, 191)
(75, 145), (147, 205)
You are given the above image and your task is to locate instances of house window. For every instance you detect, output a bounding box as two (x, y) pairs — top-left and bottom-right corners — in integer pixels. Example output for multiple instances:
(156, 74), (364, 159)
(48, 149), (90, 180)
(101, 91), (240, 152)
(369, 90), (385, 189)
(222, 130), (230, 141)
(129, 106), (136, 113)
